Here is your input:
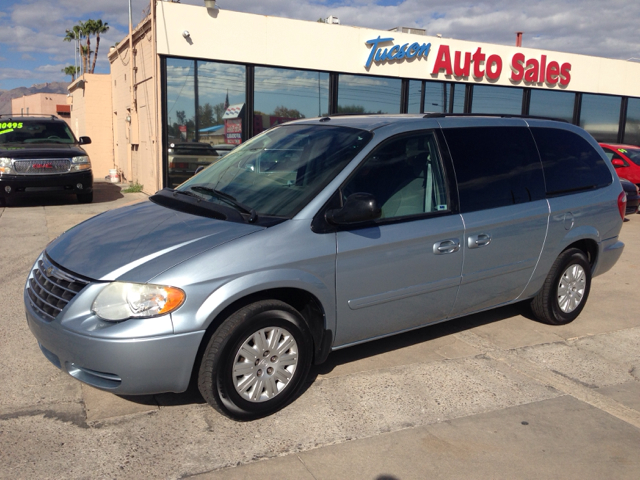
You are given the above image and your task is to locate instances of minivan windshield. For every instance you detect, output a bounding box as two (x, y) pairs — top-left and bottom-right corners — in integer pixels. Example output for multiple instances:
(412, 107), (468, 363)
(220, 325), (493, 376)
(176, 124), (372, 218)
(0, 120), (76, 145)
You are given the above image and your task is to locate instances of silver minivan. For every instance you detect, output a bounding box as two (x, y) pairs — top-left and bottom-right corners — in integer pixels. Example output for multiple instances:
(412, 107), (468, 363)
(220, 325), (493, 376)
(24, 115), (626, 420)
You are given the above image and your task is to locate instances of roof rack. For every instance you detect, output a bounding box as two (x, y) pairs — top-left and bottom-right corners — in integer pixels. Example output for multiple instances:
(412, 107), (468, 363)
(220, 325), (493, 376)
(422, 113), (568, 123)
(0, 113), (59, 120)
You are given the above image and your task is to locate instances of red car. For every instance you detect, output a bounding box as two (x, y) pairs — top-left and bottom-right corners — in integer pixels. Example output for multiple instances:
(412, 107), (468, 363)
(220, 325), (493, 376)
(599, 143), (640, 186)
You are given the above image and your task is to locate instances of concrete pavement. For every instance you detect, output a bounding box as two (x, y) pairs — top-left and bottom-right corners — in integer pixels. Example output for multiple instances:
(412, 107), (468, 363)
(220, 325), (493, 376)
(1, 183), (639, 479)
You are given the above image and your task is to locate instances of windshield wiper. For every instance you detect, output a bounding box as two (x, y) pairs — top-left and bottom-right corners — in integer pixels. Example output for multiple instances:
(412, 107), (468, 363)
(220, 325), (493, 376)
(189, 186), (258, 223)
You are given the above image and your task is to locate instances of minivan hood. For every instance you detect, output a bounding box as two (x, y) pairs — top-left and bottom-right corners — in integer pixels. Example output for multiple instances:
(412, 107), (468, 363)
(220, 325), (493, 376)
(0, 144), (87, 158)
(46, 200), (264, 281)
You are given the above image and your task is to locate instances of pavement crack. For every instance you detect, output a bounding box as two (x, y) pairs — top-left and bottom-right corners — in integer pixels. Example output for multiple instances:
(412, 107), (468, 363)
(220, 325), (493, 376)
(296, 453), (319, 480)
(454, 330), (640, 430)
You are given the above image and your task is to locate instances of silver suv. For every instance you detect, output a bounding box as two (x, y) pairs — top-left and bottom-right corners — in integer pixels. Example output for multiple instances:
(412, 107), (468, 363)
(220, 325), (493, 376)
(24, 114), (625, 420)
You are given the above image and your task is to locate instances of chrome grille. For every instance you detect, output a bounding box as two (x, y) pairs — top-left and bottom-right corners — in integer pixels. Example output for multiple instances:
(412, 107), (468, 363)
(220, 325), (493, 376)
(13, 158), (71, 175)
(27, 255), (91, 321)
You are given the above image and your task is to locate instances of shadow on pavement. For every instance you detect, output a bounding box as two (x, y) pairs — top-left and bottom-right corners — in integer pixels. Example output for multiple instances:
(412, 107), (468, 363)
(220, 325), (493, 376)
(1, 181), (124, 207)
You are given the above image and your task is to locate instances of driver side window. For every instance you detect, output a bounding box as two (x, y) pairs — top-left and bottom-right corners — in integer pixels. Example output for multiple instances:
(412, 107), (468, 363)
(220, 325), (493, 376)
(343, 131), (448, 219)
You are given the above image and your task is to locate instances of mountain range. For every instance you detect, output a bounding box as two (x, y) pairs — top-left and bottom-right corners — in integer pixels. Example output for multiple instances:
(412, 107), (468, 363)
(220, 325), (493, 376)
(0, 82), (70, 114)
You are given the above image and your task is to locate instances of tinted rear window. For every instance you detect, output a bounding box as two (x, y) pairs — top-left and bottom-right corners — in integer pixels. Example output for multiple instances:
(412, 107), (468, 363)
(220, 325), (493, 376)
(530, 127), (612, 195)
(443, 127), (545, 213)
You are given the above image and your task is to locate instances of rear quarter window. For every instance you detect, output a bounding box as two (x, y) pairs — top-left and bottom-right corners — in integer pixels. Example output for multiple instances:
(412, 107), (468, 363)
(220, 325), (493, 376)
(530, 127), (612, 195)
(443, 126), (545, 213)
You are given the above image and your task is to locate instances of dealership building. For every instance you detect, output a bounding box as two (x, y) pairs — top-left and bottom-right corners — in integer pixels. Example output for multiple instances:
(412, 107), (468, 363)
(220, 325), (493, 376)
(69, 0), (640, 194)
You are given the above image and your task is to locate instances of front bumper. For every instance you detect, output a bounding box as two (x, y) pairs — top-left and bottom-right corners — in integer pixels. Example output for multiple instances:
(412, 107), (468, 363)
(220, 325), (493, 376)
(24, 291), (205, 395)
(0, 170), (93, 198)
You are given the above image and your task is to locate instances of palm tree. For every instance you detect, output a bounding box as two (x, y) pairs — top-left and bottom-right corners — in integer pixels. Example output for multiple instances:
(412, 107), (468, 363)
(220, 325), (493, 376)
(90, 20), (109, 74)
(61, 65), (80, 82)
(79, 20), (94, 75)
(63, 25), (83, 74)
(80, 45), (92, 75)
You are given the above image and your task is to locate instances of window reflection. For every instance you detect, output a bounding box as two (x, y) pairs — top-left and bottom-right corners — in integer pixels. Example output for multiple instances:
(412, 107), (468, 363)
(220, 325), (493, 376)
(529, 89), (575, 122)
(338, 74), (401, 114)
(424, 81), (448, 113)
(580, 94), (621, 143)
(472, 85), (522, 115)
(254, 67), (329, 135)
(166, 58), (196, 143)
(165, 59), (246, 188)
(408, 80), (422, 113)
(197, 61), (245, 146)
(624, 98), (640, 146)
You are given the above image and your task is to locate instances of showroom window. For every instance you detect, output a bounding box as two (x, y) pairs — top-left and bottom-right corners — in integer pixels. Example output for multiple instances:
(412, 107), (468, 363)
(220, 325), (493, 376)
(624, 97), (640, 146)
(529, 89), (575, 122)
(338, 74), (402, 114)
(580, 93), (621, 143)
(166, 58), (196, 143)
(197, 61), (246, 145)
(424, 81), (449, 113)
(471, 85), (523, 115)
(254, 67), (329, 135)
(407, 80), (423, 113)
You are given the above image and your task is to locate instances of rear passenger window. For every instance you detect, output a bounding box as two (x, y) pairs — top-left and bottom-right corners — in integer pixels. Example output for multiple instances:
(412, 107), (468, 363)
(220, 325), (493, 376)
(530, 128), (612, 195)
(342, 131), (448, 219)
(443, 127), (545, 213)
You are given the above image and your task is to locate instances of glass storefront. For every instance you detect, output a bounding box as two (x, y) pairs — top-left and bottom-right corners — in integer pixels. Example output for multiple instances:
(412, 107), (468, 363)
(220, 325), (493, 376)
(580, 94), (621, 143)
(254, 67), (329, 135)
(166, 58), (196, 143)
(529, 89), (575, 122)
(424, 81), (449, 113)
(162, 56), (640, 188)
(338, 74), (402, 114)
(624, 97), (640, 146)
(197, 61), (246, 145)
(471, 85), (522, 115)
(408, 80), (422, 114)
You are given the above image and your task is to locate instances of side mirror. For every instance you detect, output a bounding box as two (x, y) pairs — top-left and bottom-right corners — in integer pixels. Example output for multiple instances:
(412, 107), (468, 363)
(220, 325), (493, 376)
(79, 136), (92, 145)
(325, 193), (381, 225)
(611, 158), (626, 168)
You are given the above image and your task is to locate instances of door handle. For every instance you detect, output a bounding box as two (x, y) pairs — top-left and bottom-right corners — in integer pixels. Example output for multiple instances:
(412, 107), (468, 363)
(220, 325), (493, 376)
(433, 238), (460, 255)
(468, 233), (492, 249)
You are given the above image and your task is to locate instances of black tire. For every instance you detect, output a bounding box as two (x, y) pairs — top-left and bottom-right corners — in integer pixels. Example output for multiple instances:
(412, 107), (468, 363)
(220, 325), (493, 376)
(530, 248), (591, 325)
(198, 300), (313, 420)
(77, 192), (93, 204)
(0, 196), (6, 207)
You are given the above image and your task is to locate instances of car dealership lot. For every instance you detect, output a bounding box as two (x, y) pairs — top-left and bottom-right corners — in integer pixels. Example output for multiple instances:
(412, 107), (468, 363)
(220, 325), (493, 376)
(1, 184), (639, 479)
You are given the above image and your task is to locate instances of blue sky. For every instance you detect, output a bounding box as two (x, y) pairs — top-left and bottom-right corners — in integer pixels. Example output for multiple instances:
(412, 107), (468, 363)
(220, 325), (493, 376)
(0, 0), (639, 91)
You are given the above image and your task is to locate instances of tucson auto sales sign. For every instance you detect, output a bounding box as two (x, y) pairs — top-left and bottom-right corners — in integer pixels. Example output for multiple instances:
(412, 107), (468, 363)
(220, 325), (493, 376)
(365, 37), (572, 87)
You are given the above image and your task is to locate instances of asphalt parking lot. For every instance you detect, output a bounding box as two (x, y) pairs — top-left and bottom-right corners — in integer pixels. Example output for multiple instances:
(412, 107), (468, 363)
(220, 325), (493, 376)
(1, 181), (639, 479)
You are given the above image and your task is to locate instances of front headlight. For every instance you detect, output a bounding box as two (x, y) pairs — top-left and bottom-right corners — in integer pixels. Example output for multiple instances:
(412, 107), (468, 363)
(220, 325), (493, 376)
(70, 155), (91, 172)
(92, 282), (186, 321)
(0, 157), (13, 175)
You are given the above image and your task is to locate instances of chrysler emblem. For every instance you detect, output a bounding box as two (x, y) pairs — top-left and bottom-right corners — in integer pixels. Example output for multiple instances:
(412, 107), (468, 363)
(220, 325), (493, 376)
(45, 266), (54, 277)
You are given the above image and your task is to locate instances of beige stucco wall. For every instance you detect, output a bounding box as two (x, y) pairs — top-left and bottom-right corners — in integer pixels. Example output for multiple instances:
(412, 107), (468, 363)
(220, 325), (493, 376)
(11, 93), (72, 128)
(68, 74), (115, 180)
(108, 15), (160, 195)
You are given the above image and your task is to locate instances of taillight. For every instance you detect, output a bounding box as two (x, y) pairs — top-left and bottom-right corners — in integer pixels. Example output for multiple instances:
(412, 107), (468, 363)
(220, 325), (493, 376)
(618, 191), (627, 219)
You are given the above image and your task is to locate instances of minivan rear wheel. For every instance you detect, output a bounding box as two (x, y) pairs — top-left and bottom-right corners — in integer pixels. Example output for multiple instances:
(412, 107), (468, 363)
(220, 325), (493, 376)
(530, 248), (591, 325)
(197, 300), (313, 420)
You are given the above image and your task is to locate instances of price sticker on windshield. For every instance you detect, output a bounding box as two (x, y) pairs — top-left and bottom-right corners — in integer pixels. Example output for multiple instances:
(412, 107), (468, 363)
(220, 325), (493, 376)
(0, 121), (23, 135)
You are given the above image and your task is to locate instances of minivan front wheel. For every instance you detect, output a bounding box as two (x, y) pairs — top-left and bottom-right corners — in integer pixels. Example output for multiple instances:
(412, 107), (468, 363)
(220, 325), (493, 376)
(531, 248), (591, 325)
(198, 300), (313, 420)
